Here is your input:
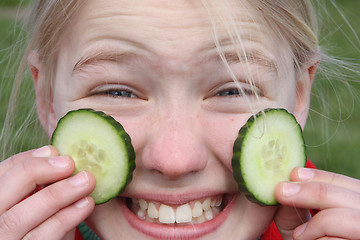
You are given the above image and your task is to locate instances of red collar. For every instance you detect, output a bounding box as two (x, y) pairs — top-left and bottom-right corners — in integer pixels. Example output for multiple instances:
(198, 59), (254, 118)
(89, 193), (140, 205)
(75, 228), (84, 240)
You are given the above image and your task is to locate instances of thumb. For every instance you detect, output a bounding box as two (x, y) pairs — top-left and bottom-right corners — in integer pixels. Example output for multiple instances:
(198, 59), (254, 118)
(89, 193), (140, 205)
(274, 206), (311, 240)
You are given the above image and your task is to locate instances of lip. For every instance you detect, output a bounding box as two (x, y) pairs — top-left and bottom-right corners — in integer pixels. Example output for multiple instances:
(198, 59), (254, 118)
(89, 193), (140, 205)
(118, 194), (238, 239)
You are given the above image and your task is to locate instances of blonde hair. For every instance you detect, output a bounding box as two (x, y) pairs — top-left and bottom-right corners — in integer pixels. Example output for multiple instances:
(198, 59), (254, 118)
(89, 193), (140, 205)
(1, 0), (84, 159)
(203, 0), (319, 68)
(0, 0), (354, 160)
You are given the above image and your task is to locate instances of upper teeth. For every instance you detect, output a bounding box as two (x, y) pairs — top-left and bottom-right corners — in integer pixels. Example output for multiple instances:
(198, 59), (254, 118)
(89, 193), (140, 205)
(132, 197), (222, 225)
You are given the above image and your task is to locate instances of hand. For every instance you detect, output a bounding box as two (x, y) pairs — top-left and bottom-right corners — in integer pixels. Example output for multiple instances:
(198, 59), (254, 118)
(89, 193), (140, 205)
(274, 167), (360, 240)
(0, 146), (96, 240)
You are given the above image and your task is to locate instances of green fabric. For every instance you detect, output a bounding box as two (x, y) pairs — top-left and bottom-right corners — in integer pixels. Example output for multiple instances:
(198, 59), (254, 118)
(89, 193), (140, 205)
(78, 222), (101, 240)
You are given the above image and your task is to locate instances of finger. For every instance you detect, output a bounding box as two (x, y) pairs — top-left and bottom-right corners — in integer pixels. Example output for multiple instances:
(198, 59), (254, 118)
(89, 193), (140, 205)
(291, 167), (360, 193)
(293, 208), (360, 240)
(316, 238), (347, 240)
(276, 181), (360, 210)
(0, 146), (58, 176)
(23, 197), (95, 240)
(274, 206), (311, 240)
(0, 155), (75, 214)
(0, 171), (95, 239)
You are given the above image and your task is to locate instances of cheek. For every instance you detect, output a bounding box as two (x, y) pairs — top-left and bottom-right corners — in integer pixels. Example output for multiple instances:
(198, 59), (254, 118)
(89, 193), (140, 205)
(110, 115), (150, 155)
(274, 61), (298, 111)
(279, 80), (297, 111)
(200, 113), (252, 170)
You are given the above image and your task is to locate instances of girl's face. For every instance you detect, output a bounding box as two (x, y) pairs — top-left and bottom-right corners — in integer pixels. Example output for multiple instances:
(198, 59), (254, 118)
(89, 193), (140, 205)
(43, 0), (309, 239)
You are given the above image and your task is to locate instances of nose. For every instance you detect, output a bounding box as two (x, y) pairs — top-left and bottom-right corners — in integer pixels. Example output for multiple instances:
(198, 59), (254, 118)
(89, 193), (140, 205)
(140, 109), (208, 180)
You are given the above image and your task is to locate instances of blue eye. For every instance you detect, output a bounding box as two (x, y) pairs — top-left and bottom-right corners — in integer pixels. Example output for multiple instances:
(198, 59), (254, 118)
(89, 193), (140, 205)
(217, 88), (241, 97)
(216, 88), (256, 97)
(106, 89), (136, 98)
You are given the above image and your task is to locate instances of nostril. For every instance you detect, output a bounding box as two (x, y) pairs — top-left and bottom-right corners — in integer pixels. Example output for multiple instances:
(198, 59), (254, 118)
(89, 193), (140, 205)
(149, 167), (201, 180)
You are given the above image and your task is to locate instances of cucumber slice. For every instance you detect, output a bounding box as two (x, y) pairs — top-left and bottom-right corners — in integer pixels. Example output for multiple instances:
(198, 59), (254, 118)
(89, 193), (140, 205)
(51, 109), (135, 205)
(232, 108), (306, 206)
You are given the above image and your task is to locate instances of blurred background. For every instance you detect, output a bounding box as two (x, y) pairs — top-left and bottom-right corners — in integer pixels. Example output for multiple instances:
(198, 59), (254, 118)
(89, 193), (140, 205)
(1, 0), (360, 179)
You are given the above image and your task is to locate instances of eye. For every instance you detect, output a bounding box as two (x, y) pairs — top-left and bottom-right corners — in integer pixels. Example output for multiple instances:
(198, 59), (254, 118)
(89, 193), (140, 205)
(90, 85), (139, 99)
(105, 89), (136, 98)
(214, 84), (261, 98)
(216, 88), (242, 97)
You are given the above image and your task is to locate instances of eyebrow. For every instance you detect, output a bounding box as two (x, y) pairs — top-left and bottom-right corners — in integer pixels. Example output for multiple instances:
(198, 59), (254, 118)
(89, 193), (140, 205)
(72, 51), (140, 73)
(202, 35), (278, 71)
(202, 43), (278, 73)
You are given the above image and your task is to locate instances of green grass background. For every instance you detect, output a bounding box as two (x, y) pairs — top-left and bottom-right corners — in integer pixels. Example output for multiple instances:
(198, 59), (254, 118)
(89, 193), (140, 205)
(1, 1), (360, 179)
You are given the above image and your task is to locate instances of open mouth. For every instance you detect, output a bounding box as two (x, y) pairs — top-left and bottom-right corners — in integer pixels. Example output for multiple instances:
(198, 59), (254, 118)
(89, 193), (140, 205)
(128, 195), (224, 225)
(121, 194), (237, 239)
(126, 194), (229, 225)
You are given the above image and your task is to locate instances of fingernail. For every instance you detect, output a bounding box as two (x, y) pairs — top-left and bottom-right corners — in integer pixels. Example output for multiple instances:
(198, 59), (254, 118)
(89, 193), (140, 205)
(48, 157), (70, 168)
(293, 222), (307, 239)
(75, 197), (90, 208)
(282, 183), (301, 197)
(298, 168), (314, 181)
(69, 171), (89, 187)
(32, 146), (52, 157)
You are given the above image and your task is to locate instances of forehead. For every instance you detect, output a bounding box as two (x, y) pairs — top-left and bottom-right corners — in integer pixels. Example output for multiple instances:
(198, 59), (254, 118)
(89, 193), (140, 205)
(65, 0), (277, 63)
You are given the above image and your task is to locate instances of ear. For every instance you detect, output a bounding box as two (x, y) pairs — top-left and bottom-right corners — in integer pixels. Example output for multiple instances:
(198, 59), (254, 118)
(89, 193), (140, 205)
(28, 51), (57, 136)
(294, 55), (320, 129)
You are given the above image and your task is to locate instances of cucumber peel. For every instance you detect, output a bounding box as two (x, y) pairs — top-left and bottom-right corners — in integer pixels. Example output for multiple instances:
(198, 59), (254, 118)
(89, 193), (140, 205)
(232, 108), (306, 206)
(51, 109), (135, 204)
